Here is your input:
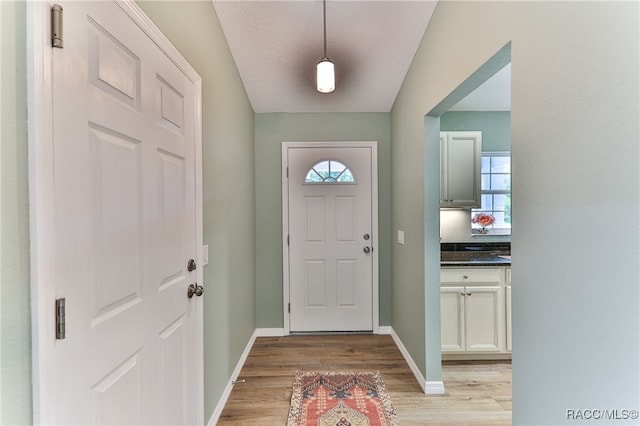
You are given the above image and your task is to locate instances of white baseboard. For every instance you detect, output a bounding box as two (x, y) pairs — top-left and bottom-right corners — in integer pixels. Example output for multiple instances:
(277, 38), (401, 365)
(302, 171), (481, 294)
(425, 380), (446, 395)
(255, 327), (285, 337)
(388, 328), (427, 392)
(207, 330), (258, 426)
(387, 327), (445, 395)
(377, 326), (392, 335)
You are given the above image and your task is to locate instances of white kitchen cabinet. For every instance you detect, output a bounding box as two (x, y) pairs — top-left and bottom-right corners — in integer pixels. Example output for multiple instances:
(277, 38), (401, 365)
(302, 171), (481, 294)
(440, 131), (482, 208)
(441, 268), (505, 354)
(506, 268), (512, 352)
(441, 286), (465, 352)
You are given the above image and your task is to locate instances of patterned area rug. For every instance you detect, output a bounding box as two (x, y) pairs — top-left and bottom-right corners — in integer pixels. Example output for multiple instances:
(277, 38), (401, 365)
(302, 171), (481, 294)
(287, 371), (400, 426)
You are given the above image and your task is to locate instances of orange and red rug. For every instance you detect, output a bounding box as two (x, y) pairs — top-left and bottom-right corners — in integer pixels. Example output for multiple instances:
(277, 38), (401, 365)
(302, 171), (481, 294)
(286, 371), (400, 426)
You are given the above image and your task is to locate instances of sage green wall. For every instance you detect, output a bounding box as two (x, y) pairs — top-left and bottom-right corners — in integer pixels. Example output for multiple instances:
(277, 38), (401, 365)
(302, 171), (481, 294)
(440, 111), (511, 151)
(254, 113), (391, 328)
(1, 1), (32, 424)
(138, 2), (256, 421)
(392, 1), (638, 424)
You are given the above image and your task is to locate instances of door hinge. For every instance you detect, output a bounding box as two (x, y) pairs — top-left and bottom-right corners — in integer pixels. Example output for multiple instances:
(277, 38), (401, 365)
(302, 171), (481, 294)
(287, 235), (290, 246)
(51, 4), (64, 49)
(288, 303), (291, 313)
(56, 298), (66, 339)
(286, 167), (289, 178)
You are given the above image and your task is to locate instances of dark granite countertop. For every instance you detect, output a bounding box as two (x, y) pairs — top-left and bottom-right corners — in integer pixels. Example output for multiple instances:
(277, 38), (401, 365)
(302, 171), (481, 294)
(440, 242), (511, 266)
(440, 253), (511, 266)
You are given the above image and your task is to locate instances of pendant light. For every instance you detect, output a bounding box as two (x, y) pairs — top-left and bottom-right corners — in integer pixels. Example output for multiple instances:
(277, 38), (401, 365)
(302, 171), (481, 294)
(316, 0), (335, 93)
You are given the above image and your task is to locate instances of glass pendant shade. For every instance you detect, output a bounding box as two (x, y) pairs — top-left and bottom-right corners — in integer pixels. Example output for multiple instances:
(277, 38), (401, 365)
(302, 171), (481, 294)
(316, 58), (335, 93)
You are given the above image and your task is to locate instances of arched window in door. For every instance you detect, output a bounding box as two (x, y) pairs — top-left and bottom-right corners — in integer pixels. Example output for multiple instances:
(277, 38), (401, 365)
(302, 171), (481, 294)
(304, 160), (355, 183)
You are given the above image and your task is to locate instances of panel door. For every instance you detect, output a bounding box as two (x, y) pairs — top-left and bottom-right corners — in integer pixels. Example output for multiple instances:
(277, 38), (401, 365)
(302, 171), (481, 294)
(440, 287), (465, 352)
(49, 2), (199, 424)
(287, 146), (374, 332)
(464, 286), (502, 352)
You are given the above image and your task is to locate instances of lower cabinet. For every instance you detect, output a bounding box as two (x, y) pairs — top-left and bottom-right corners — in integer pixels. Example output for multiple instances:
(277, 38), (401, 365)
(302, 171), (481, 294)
(441, 267), (508, 356)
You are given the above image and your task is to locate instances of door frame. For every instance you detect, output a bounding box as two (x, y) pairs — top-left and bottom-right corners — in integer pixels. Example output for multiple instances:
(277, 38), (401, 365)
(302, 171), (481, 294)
(27, 1), (204, 423)
(281, 141), (379, 335)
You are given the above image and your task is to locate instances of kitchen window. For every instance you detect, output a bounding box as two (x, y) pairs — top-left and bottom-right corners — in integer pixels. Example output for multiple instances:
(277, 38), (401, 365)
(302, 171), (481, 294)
(472, 152), (511, 232)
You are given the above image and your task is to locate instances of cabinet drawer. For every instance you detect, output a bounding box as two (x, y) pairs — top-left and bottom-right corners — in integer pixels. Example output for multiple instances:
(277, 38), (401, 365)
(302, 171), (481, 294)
(441, 268), (502, 284)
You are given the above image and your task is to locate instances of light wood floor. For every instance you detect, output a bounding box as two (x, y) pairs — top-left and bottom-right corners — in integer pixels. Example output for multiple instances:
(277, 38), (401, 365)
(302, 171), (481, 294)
(217, 334), (511, 425)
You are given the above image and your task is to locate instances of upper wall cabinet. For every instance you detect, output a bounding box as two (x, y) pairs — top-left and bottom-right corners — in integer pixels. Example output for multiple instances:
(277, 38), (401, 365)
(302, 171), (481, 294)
(440, 131), (482, 208)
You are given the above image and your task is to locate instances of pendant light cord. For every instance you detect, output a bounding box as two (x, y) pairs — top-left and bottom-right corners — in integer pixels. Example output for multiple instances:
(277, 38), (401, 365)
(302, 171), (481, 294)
(323, 0), (328, 59)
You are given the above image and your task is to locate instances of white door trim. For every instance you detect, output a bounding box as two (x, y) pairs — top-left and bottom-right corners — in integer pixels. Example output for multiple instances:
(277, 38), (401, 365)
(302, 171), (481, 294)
(281, 141), (379, 335)
(27, 1), (204, 423)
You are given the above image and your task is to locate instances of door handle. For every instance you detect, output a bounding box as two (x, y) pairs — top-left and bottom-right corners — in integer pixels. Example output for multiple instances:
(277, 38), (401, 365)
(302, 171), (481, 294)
(363, 246), (371, 254)
(187, 283), (204, 298)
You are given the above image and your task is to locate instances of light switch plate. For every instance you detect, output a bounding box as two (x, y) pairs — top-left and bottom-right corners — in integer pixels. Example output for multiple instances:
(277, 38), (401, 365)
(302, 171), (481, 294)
(397, 230), (405, 245)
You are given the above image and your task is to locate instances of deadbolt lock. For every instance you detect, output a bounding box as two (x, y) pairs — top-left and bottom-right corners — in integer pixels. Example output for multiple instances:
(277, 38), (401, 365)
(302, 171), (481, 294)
(187, 259), (196, 272)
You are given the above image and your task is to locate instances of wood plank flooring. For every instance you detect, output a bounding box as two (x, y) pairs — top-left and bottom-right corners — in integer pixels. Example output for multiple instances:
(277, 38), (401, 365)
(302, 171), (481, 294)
(216, 334), (511, 425)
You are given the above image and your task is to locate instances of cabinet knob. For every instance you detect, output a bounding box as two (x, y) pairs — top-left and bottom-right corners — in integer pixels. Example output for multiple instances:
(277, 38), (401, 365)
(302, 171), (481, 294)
(466, 292), (472, 296)
(463, 275), (469, 279)
(459, 292), (465, 296)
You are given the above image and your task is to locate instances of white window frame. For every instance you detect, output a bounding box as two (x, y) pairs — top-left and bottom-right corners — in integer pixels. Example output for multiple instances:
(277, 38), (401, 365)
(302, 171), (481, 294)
(304, 159), (356, 184)
(472, 151), (511, 235)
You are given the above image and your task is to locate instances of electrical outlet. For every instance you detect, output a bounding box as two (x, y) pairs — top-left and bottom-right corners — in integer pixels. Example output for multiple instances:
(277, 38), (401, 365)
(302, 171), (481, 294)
(397, 230), (405, 245)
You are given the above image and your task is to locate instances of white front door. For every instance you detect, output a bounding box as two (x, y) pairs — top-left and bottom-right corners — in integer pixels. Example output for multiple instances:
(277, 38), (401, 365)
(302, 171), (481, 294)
(33, 2), (202, 424)
(284, 143), (378, 332)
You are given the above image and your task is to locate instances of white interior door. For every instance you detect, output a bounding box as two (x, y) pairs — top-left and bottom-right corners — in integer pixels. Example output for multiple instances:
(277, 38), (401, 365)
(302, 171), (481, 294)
(285, 144), (377, 332)
(35, 2), (202, 424)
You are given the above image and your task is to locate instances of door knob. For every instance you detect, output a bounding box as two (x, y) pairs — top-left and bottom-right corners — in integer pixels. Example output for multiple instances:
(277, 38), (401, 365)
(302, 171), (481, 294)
(363, 233), (370, 240)
(187, 283), (204, 298)
(363, 246), (371, 254)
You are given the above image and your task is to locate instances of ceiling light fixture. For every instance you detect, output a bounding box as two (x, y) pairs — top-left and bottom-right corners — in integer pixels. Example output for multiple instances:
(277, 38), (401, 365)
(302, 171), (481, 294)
(316, 0), (335, 93)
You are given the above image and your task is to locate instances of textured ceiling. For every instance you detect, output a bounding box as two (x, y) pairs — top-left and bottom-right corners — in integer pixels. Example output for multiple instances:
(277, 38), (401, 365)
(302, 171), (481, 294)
(213, 0), (438, 113)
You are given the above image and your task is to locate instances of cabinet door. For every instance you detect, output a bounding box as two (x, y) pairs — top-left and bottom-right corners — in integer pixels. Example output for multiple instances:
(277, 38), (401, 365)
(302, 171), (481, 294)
(506, 285), (512, 352)
(505, 267), (512, 352)
(440, 131), (482, 207)
(441, 287), (465, 352)
(464, 286), (502, 352)
(439, 133), (449, 205)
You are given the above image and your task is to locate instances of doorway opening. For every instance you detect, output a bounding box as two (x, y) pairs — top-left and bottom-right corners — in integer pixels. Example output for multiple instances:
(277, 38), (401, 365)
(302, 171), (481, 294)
(424, 42), (512, 390)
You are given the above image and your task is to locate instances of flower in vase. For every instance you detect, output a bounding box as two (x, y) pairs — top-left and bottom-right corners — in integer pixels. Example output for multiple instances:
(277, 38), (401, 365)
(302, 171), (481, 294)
(472, 213), (496, 232)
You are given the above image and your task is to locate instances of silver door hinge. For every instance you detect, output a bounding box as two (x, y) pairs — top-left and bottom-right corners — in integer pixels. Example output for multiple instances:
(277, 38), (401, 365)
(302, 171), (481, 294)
(51, 4), (64, 48)
(287, 235), (290, 246)
(286, 167), (289, 178)
(56, 298), (66, 339)
(288, 303), (291, 313)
